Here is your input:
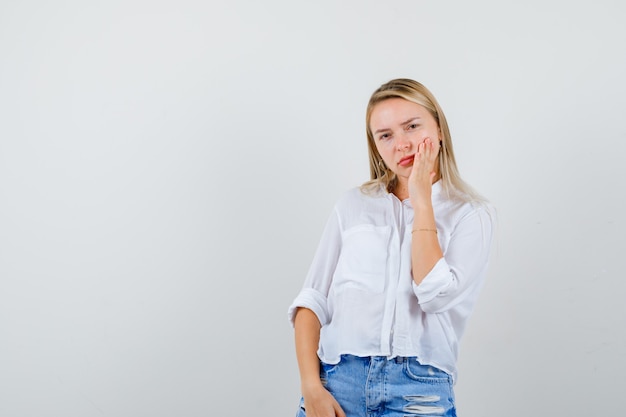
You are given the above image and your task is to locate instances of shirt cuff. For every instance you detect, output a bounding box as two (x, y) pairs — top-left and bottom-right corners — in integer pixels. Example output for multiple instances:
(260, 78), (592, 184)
(412, 257), (452, 304)
(287, 288), (329, 327)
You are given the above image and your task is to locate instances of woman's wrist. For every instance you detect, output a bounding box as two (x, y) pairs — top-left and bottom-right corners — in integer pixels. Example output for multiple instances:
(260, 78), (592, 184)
(412, 228), (437, 234)
(409, 190), (432, 205)
(301, 377), (324, 392)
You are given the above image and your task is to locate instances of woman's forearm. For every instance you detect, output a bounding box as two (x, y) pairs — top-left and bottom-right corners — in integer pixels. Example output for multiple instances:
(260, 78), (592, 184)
(411, 204), (443, 285)
(294, 307), (323, 389)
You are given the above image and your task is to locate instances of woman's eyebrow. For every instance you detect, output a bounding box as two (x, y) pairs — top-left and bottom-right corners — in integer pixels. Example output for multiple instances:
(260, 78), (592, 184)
(401, 116), (421, 126)
(373, 117), (422, 134)
(373, 127), (391, 135)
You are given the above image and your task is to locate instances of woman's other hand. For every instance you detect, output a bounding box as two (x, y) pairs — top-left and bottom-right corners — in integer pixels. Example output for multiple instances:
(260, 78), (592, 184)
(302, 384), (346, 417)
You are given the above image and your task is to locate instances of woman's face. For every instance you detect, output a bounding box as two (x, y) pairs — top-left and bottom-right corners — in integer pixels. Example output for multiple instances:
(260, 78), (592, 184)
(369, 98), (441, 181)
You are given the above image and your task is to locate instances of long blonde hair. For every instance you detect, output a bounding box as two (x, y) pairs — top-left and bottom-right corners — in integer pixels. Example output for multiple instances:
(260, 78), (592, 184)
(361, 78), (485, 203)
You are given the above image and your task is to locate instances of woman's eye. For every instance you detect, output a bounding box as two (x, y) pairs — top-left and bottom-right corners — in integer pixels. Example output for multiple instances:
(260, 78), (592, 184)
(408, 123), (418, 130)
(379, 133), (391, 141)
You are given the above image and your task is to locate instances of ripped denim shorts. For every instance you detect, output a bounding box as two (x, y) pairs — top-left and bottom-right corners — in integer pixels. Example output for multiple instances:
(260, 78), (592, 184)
(296, 355), (456, 417)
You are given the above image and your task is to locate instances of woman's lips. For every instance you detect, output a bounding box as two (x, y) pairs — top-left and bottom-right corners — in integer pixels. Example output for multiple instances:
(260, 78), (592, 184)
(398, 155), (415, 167)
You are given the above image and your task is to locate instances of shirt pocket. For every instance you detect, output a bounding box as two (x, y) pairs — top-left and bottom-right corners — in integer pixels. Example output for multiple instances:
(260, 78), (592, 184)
(333, 224), (391, 293)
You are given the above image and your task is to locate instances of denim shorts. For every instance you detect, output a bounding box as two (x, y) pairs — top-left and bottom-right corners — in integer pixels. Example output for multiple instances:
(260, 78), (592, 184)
(296, 355), (456, 417)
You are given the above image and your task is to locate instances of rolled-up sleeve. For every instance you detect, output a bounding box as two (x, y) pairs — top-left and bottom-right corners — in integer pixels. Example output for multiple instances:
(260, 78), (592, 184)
(288, 207), (342, 327)
(413, 204), (494, 313)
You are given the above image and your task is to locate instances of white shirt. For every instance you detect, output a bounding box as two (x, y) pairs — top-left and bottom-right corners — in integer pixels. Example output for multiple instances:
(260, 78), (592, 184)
(288, 181), (494, 382)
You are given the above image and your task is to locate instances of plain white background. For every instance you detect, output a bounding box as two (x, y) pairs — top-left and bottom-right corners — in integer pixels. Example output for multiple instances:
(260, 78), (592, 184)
(1, 1), (624, 416)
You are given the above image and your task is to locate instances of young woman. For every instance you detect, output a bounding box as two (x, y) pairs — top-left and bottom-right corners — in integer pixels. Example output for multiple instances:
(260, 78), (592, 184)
(288, 78), (494, 417)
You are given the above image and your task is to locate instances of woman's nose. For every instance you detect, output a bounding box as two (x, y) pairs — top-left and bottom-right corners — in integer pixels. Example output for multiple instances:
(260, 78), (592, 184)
(397, 135), (411, 151)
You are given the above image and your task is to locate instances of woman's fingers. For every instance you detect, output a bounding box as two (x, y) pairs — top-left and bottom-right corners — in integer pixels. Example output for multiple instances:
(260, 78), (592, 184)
(408, 138), (438, 201)
(420, 138), (439, 164)
(413, 139), (437, 174)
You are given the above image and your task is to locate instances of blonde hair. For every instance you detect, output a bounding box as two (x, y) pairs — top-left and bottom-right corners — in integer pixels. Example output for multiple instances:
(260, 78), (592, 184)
(361, 78), (485, 203)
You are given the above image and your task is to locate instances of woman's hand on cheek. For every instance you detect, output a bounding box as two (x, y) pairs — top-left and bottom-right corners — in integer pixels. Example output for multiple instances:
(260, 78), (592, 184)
(408, 138), (439, 204)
